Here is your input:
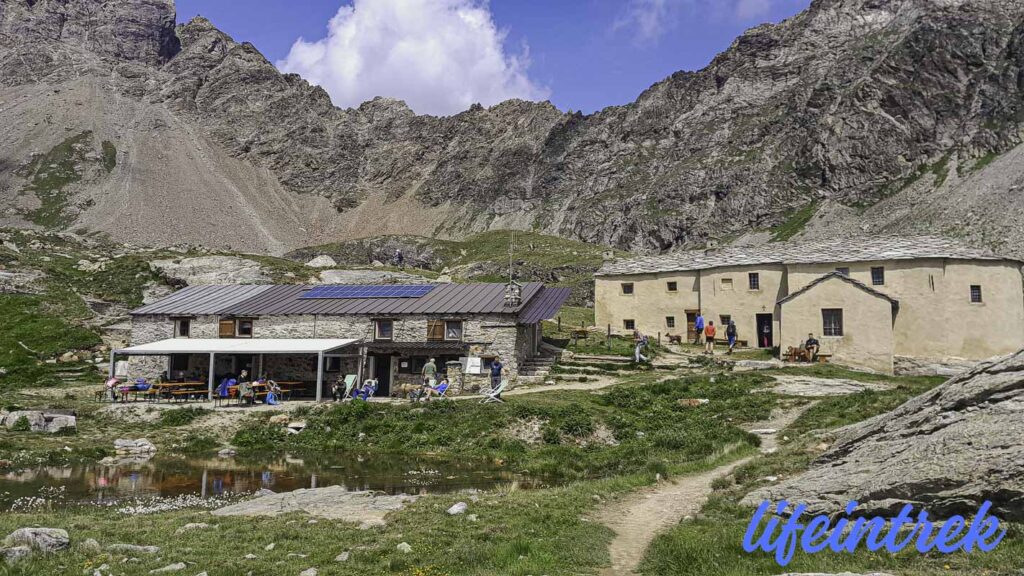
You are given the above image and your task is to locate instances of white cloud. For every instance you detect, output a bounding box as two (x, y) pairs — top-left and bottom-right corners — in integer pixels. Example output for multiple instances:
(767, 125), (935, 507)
(276, 0), (548, 116)
(614, 0), (673, 43)
(614, 0), (783, 43)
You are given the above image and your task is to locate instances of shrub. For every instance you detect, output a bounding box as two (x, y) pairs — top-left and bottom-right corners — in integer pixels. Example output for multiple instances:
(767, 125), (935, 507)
(11, 416), (31, 432)
(159, 407), (208, 427)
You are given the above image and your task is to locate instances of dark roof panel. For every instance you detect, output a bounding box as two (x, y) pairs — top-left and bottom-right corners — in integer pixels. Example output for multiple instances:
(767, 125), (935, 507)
(518, 287), (573, 324)
(136, 282), (552, 317)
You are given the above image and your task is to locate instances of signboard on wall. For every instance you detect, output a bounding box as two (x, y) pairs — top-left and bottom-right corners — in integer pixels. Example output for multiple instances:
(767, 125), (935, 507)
(461, 356), (483, 374)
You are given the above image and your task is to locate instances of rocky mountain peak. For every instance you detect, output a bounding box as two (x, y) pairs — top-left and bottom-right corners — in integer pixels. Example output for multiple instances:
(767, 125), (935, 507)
(2, 0), (1024, 257)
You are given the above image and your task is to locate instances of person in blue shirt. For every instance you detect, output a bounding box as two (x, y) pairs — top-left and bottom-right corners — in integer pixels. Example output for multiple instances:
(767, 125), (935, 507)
(694, 313), (705, 345)
(490, 357), (503, 399)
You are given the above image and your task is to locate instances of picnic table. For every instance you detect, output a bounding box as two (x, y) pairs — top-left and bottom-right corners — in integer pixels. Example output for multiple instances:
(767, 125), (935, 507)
(149, 381), (209, 403)
(223, 381), (304, 405)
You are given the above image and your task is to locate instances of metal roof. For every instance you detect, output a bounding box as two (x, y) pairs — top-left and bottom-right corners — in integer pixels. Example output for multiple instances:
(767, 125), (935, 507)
(115, 338), (359, 355)
(777, 272), (900, 309)
(518, 287), (573, 324)
(131, 285), (274, 315)
(131, 282), (549, 318)
(597, 236), (1019, 276)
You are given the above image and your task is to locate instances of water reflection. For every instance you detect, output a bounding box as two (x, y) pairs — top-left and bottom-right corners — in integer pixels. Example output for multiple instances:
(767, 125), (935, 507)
(0, 453), (543, 508)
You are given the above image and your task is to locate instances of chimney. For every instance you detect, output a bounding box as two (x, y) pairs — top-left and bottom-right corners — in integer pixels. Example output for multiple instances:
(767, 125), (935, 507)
(704, 239), (720, 255)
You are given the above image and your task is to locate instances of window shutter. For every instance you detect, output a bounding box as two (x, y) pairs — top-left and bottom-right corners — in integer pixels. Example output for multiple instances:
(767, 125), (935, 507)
(219, 320), (235, 338)
(427, 320), (445, 341)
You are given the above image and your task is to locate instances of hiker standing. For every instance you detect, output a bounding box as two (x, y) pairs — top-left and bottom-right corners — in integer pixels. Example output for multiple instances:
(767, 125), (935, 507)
(761, 322), (772, 349)
(394, 249), (405, 269)
(490, 357), (504, 399)
(704, 321), (717, 355)
(726, 320), (738, 355)
(421, 357), (437, 386)
(694, 313), (705, 346)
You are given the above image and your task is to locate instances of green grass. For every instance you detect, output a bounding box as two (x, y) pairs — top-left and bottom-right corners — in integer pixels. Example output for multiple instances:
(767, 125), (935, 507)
(101, 140), (117, 172)
(159, 407), (209, 427)
(234, 373), (773, 481)
(770, 202), (818, 242)
(0, 294), (102, 389)
(20, 131), (93, 228)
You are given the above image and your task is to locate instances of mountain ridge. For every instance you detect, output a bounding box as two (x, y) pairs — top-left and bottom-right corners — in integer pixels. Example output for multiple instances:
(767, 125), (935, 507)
(2, 0), (1024, 257)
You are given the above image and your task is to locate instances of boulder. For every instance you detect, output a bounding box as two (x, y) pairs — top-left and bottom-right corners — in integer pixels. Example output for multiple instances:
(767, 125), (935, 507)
(44, 414), (77, 433)
(217, 448), (237, 458)
(446, 502), (468, 515)
(299, 569), (318, 576)
(149, 562), (186, 573)
(78, 538), (102, 555)
(744, 351), (1024, 520)
(3, 411), (45, 432)
(315, 269), (428, 285)
(3, 528), (70, 554)
(174, 523), (211, 535)
(305, 255), (337, 268)
(396, 542), (412, 553)
(106, 543), (160, 554)
(0, 545), (31, 565)
(114, 438), (157, 455)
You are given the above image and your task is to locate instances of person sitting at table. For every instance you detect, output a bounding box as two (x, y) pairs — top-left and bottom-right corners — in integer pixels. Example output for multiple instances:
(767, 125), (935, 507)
(237, 379), (254, 405)
(216, 377), (233, 399)
(265, 379), (282, 405)
(104, 376), (120, 402)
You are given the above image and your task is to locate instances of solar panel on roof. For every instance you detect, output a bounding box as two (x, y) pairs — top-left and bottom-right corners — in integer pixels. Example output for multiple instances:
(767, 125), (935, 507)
(300, 285), (436, 299)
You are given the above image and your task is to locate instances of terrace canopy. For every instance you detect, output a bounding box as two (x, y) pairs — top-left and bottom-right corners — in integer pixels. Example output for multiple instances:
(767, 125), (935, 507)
(111, 338), (361, 401)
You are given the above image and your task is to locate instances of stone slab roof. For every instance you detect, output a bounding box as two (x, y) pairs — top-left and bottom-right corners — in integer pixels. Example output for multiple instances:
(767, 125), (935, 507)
(777, 272), (900, 309)
(596, 236), (1018, 276)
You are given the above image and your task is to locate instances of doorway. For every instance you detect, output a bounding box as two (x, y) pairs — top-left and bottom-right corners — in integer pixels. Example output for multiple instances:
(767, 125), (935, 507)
(686, 310), (700, 343)
(756, 314), (774, 348)
(370, 354), (392, 396)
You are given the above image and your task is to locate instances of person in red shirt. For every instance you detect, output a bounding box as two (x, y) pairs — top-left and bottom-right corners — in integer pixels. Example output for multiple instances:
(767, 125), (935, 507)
(704, 321), (717, 355)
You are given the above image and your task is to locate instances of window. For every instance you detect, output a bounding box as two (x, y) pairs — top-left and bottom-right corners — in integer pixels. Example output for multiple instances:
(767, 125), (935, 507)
(375, 319), (394, 340)
(426, 319), (445, 341)
(236, 319), (254, 338)
(720, 278), (734, 291)
(822, 309), (844, 337)
(174, 318), (191, 338)
(445, 320), (464, 341)
(623, 319), (636, 331)
(970, 285), (983, 303)
(324, 356), (342, 373)
(399, 357), (429, 374)
(666, 316), (676, 328)
(720, 314), (731, 326)
(219, 319), (236, 338)
(835, 267), (850, 277)
(666, 281), (678, 292)
(621, 283), (635, 295)
(871, 267), (885, 286)
(748, 273), (760, 290)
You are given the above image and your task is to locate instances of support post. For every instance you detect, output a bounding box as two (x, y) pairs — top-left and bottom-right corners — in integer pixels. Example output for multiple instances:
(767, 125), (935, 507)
(607, 324), (611, 351)
(108, 350), (116, 379)
(207, 353), (215, 401)
(315, 351), (325, 402)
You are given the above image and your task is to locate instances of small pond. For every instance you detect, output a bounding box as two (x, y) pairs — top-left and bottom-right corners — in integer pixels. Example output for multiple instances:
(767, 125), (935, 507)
(0, 452), (546, 510)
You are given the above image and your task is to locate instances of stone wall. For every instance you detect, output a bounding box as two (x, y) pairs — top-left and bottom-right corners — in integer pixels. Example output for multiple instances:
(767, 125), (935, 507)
(127, 312), (534, 384)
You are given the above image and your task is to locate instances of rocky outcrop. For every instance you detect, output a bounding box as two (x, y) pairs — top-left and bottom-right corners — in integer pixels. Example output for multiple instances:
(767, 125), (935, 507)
(2, 528), (70, 555)
(212, 486), (416, 527)
(743, 350), (1024, 520)
(151, 256), (269, 285)
(4, 0), (1024, 255)
(1, 410), (77, 433)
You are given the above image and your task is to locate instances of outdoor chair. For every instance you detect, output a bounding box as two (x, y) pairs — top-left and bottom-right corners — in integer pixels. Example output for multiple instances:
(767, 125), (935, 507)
(480, 380), (508, 404)
(342, 374), (358, 400)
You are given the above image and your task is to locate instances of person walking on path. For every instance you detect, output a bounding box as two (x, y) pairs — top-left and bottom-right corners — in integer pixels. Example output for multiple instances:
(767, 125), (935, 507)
(694, 313), (705, 346)
(704, 321), (717, 355)
(633, 330), (650, 363)
(726, 320), (738, 355)
(421, 357), (437, 386)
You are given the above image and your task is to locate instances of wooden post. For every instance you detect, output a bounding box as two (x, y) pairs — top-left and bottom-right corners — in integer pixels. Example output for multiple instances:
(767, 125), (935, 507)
(607, 324), (611, 351)
(658, 332), (661, 345)
(557, 316), (561, 332)
(108, 350), (116, 379)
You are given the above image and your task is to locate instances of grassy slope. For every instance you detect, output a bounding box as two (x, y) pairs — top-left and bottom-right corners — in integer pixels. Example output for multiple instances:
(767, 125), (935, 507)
(638, 370), (1023, 575)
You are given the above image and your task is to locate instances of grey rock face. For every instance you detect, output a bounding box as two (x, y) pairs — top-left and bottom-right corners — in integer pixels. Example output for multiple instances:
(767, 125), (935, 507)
(151, 257), (269, 286)
(212, 486), (416, 527)
(2, 528), (70, 554)
(3, 0), (1024, 256)
(743, 350), (1024, 520)
(0, 545), (31, 565)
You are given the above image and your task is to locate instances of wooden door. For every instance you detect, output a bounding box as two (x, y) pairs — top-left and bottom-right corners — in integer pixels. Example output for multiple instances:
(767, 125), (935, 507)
(686, 311), (699, 342)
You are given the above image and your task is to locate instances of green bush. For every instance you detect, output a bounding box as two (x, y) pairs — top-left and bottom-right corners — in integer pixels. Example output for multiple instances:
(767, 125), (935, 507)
(159, 407), (208, 427)
(11, 416), (31, 432)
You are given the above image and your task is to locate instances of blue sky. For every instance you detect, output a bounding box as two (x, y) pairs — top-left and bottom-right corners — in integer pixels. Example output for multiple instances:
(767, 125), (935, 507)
(176, 0), (810, 115)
